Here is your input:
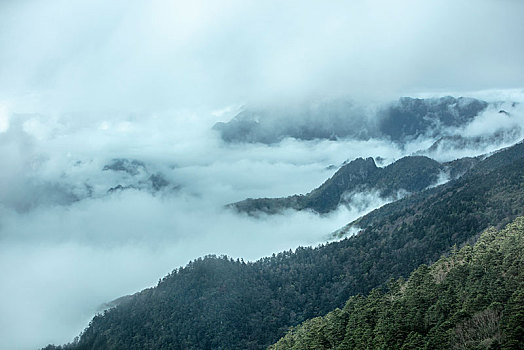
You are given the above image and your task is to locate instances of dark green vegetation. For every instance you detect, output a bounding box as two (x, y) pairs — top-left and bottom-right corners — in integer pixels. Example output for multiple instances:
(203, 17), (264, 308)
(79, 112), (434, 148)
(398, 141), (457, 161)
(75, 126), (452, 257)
(44, 141), (524, 350)
(231, 155), (477, 215)
(213, 96), (488, 144)
(270, 217), (524, 350)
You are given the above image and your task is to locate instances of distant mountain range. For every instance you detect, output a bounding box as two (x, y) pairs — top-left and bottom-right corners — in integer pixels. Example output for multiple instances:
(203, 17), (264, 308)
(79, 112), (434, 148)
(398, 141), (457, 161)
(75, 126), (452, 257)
(44, 140), (524, 350)
(229, 154), (480, 215)
(102, 158), (176, 194)
(213, 96), (491, 144)
(7, 158), (178, 212)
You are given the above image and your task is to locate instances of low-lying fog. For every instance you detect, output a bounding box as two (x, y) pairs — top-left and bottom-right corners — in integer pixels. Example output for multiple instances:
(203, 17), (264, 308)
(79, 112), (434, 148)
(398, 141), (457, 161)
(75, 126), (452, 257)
(0, 109), (399, 349)
(1, 95), (524, 349)
(1, 0), (524, 348)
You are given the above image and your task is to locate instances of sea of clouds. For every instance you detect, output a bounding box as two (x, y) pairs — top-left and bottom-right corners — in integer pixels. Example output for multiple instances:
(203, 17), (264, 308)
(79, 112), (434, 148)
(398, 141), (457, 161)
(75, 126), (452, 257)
(1, 0), (523, 348)
(1, 94), (524, 348)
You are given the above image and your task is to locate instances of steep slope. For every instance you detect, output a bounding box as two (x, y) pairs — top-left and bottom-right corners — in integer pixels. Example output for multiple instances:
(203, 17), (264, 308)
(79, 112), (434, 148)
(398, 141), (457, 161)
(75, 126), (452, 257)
(213, 97), (488, 144)
(45, 141), (524, 350)
(339, 140), (524, 237)
(271, 217), (524, 350)
(231, 155), (471, 215)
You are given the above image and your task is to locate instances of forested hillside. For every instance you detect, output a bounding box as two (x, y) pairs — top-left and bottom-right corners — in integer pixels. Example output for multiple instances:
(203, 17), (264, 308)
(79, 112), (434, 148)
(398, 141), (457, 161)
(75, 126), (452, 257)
(44, 141), (524, 350)
(271, 216), (524, 350)
(231, 155), (479, 215)
(340, 141), (524, 236)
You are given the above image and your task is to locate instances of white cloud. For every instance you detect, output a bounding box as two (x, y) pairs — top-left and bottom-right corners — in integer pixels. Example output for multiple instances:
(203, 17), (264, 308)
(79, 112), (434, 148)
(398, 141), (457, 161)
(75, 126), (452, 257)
(0, 104), (9, 132)
(1, 0), (523, 113)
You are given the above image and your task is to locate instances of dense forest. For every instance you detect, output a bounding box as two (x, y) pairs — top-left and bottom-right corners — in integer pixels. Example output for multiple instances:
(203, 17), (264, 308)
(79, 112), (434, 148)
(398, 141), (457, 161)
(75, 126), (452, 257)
(271, 216), (524, 349)
(44, 141), (524, 350)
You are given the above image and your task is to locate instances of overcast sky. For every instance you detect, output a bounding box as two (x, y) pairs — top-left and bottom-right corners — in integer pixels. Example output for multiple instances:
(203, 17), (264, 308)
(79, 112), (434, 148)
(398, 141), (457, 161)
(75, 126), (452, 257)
(1, 1), (524, 349)
(1, 0), (523, 115)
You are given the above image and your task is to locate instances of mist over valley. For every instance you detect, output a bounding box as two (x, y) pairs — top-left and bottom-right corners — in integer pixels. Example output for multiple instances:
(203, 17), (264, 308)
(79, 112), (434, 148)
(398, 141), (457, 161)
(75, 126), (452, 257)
(1, 1), (524, 349)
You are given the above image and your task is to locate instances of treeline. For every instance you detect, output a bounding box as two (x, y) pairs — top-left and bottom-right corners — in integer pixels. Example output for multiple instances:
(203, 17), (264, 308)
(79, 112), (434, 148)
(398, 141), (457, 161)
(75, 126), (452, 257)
(271, 217), (524, 350)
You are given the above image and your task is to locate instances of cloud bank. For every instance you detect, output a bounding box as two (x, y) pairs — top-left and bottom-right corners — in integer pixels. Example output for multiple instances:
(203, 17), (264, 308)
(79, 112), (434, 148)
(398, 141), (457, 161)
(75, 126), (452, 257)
(1, 97), (524, 348)
(0, 0), (523, 349)
(1, 0), (523, 113)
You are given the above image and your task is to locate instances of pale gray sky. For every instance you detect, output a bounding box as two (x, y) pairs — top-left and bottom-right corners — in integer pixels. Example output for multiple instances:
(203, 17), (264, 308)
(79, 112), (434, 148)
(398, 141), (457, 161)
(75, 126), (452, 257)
(0, 0), (523, 114)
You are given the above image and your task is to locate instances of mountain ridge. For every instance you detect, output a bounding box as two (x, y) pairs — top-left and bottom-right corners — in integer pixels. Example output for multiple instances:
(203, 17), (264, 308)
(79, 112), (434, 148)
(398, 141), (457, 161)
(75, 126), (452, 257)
(230, 154), (479, 215)
(214, 96), (489, 144)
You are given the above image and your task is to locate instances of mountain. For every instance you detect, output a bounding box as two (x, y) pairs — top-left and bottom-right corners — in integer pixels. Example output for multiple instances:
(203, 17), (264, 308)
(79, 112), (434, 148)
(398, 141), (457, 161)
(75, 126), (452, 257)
(213, 97), (488, 144)
(270, 216), (524, 350)
(230, 155), (478, 215)
(338, 140), (524, 237)
(44, 140), (524, 350)
(17, 158), (178, 212)
(102, 158), (176, 194)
